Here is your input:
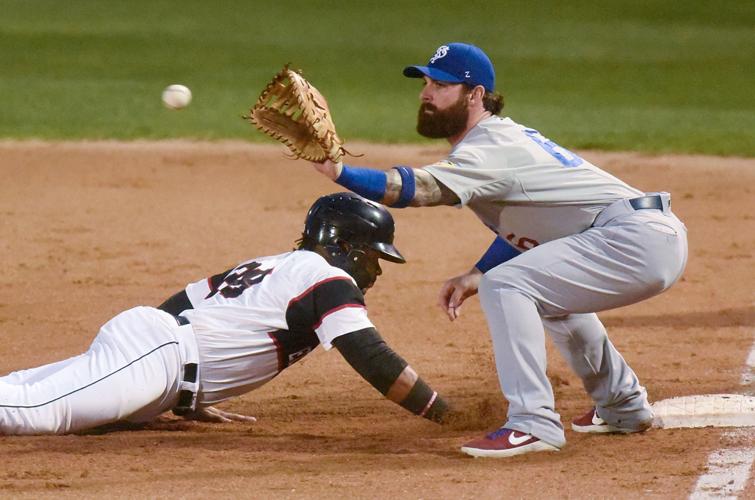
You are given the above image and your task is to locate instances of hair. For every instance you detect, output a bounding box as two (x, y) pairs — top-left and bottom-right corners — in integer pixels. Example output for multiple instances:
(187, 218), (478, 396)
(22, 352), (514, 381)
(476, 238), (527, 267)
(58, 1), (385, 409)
(295, 234), (315, 251)
(462, 84), (504, 115)
(483, 91), (504, 115)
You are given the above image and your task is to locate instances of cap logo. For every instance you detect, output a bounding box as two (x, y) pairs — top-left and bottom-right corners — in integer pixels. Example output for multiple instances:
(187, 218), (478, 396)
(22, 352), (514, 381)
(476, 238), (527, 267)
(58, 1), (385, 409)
(429, 45), (449, 64)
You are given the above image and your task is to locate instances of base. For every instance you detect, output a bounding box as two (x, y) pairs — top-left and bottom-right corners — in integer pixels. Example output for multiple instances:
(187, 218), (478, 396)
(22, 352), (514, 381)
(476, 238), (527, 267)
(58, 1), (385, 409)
(652, 394), (755, 429)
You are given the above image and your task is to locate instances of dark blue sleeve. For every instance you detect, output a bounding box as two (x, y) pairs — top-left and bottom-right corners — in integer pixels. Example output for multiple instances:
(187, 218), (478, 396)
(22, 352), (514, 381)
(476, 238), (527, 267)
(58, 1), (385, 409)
(335, 164), (387, 202)
(475, 237), (521, 273)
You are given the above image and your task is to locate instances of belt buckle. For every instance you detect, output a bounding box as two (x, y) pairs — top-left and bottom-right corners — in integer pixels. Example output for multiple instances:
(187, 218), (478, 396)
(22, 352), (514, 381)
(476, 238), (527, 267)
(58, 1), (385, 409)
(660, 192), (671, 212)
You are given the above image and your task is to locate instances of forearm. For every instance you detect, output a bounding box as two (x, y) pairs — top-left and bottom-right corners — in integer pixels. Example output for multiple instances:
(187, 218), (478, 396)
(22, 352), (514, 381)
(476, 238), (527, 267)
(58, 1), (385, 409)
(333, 328), (449, 423)
(333, 163), (459, 207)
(384, 168), (455, 207)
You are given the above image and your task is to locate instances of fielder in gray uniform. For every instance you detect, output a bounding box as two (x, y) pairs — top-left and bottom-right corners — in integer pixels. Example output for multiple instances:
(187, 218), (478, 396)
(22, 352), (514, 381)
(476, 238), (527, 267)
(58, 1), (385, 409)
(310, 43), (688, 458)
(0, 193), (448, 435)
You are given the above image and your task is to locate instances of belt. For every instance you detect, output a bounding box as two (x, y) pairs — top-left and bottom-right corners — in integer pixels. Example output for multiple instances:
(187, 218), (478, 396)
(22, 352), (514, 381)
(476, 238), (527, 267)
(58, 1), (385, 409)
(629, 194), (666, 210)
(171, 314), (199, 416)
(173, 363), (198, 415)
(593, 192), (671, 228)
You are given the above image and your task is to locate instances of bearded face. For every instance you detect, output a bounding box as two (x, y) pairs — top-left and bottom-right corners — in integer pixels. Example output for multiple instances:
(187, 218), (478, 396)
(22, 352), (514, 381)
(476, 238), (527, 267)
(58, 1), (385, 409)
(416, 89), (470, 139)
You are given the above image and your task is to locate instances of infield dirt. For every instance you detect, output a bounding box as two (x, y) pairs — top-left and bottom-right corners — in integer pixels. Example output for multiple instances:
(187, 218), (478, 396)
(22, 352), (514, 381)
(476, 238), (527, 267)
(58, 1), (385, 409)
(0, 141), (753, 498)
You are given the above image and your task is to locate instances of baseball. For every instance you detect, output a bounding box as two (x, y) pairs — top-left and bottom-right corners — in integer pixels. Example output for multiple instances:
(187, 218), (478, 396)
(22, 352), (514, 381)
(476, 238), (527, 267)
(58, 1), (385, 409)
(162, 84), (192, 110)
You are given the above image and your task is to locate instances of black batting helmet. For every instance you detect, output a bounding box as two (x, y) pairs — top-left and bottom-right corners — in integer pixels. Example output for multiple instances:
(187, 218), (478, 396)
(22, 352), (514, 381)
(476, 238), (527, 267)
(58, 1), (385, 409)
(302, 192), (405, 264)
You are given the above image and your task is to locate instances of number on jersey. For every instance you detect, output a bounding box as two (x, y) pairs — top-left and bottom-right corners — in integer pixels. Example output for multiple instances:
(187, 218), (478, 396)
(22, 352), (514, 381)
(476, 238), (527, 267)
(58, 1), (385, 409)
(207, 262), (273, 299)
(524, 129), (583, 167)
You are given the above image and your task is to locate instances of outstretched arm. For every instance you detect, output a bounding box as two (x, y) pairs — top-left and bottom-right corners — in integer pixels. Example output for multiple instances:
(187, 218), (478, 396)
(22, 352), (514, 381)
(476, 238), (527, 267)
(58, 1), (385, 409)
(312, 160), (459, 207)
(332, 327), (449, 423)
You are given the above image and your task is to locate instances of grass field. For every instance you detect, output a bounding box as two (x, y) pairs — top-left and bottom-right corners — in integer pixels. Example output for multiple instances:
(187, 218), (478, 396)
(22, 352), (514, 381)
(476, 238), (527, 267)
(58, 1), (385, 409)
(1, 0), (753, 156)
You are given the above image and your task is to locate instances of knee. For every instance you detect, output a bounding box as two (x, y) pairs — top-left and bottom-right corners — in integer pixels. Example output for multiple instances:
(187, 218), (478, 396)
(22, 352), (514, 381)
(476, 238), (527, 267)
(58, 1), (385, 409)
(478, 272), (496, 298)
(478, 272), (535, 315)
(478, 269), (519, 297)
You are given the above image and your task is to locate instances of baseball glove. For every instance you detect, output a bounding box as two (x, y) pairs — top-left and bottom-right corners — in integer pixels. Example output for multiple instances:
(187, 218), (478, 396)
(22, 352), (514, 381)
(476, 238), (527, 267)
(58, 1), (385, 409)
(246, 66), (346, 163)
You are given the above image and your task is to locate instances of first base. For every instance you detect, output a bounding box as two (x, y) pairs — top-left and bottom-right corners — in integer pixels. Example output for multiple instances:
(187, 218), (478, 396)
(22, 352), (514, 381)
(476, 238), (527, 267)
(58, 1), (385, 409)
(652, 394), (755, 429)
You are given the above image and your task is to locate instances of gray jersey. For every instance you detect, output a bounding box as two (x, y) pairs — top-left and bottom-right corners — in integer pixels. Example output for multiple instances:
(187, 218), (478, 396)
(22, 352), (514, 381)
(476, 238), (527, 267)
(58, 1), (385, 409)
(423, 116), (643, 250)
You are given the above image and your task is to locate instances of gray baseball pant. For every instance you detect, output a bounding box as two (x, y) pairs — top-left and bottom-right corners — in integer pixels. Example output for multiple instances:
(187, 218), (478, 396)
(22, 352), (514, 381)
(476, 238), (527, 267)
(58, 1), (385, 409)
(479, 200), (688, 447)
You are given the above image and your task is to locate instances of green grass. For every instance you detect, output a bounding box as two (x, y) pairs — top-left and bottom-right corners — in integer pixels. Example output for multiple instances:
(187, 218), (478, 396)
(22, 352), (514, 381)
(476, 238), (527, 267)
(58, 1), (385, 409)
(0, 0), (753, 156)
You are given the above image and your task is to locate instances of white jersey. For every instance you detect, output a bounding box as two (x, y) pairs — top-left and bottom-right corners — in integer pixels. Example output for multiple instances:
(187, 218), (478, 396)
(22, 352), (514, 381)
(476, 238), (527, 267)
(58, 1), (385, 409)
(423, 116), (643, 250)
(180, 250), (374, 404)
(0, 250), (374, 435)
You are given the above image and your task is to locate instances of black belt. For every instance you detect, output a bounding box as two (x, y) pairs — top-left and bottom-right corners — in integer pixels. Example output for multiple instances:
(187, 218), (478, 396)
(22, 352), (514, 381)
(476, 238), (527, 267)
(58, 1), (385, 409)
(173, 363), (198, 416)
(172, 314), (197, 416)
(629, 194), (666, 210)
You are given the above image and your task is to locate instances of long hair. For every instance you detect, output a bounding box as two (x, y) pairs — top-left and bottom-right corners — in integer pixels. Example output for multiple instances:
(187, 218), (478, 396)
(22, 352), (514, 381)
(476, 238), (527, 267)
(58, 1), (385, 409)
(483, 91), (504, 115)
(462, 84), (504, 115)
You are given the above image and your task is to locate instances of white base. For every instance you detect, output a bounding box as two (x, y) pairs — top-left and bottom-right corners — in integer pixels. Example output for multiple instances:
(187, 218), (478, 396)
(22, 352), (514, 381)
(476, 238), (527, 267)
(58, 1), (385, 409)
(652, 394), (755, 429)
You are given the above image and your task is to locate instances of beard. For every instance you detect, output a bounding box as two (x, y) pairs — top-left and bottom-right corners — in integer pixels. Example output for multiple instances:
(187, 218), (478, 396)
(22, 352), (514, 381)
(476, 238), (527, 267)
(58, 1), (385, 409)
(416, 95), (470, 139)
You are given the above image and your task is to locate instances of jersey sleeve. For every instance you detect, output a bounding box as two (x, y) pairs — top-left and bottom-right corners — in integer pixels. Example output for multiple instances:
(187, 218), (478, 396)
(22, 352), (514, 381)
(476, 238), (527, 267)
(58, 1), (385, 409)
(422, 138), (515, 206)
(285, 276), (374, 350)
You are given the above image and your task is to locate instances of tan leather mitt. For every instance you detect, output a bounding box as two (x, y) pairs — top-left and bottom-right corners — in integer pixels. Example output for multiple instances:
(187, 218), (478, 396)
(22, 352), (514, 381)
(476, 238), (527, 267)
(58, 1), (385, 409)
(247, 66), (345, 162)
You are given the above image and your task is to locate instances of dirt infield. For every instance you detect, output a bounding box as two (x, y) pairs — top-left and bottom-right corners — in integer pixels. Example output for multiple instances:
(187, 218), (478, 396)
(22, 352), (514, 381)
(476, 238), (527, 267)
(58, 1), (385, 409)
(1, 141), (753, 498)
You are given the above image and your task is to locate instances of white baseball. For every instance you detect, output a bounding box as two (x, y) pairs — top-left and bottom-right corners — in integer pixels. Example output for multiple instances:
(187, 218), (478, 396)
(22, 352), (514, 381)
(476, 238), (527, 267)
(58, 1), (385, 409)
(162, 84), (192, 109)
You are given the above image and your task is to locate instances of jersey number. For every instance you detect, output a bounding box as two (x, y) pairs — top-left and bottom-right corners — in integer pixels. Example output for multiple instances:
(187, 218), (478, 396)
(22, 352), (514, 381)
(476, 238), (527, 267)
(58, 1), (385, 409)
(209, 262), (273, 299)
(524, 129), (583, 167)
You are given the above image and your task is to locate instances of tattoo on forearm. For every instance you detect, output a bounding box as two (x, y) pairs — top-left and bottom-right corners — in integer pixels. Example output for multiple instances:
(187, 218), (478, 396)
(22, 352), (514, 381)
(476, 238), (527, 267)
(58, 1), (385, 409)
(415, 169), (460, 206)
(382, 169), (402, 206)
(381, 168), (459, 207)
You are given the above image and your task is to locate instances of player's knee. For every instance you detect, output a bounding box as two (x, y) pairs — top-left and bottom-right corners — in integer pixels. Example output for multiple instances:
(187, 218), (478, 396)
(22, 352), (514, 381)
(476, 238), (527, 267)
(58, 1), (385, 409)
(478, 272), (515, 300)
(479, 270), (524, 297)
(478, 273), (533, 313)
(641, 267), (677, 296)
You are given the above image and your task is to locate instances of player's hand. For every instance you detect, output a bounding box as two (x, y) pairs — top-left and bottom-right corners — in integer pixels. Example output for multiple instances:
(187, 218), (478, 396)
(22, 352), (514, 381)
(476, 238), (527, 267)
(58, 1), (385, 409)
(181, 406), (257, 423)
(310, 159), (343, 180)
(437, 268), (483, 321)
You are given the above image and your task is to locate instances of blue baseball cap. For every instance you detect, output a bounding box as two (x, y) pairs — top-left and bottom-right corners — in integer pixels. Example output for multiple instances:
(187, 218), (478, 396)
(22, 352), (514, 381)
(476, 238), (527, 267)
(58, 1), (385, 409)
(403, 43), (495, 92)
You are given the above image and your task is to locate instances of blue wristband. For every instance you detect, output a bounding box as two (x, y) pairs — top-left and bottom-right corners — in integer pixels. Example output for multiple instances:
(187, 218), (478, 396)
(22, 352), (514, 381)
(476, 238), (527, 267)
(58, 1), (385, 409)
(335, 164), (387, 202)
(475, 237), (521, 273)
(390, 166), (416, 208)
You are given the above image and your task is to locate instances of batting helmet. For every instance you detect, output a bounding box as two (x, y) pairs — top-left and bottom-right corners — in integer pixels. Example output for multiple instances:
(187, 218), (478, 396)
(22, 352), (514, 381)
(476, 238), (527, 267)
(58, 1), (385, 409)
(301, 192), (405, 290)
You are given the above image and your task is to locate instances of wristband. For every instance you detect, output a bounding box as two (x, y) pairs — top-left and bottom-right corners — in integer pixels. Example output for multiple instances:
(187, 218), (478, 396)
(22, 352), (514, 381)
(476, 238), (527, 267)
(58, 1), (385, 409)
(400, 377), (448, 422)
(475, 237), (521, 273)
(335, 164), (387, 202)
(390, 166), (416, 208)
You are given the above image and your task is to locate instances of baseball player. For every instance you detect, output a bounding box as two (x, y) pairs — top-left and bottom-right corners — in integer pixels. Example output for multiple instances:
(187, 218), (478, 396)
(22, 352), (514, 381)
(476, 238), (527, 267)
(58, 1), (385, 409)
(0, 193), (448, 435)
(309, 43), (688, 458)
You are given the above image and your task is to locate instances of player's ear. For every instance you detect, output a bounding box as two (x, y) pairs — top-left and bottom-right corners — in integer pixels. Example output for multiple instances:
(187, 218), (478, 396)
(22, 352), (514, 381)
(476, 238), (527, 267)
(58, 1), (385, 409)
(470, 85), (485, 103)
